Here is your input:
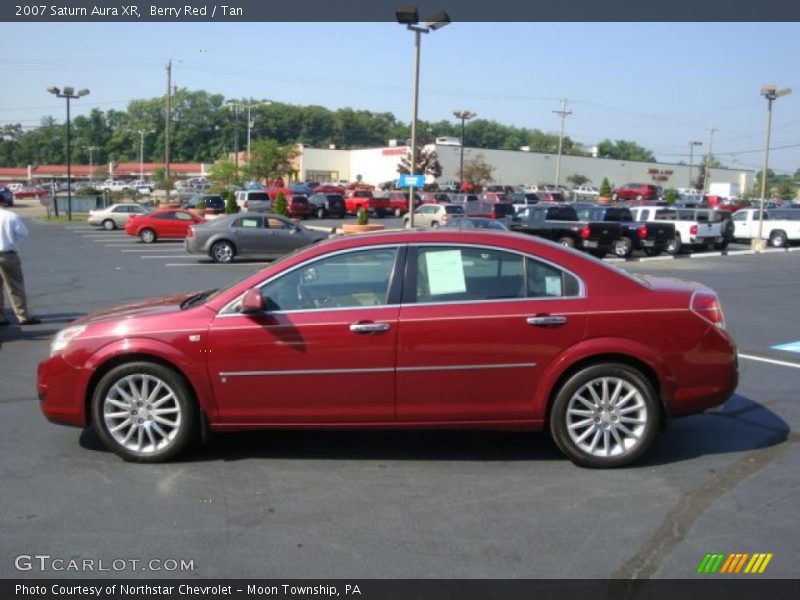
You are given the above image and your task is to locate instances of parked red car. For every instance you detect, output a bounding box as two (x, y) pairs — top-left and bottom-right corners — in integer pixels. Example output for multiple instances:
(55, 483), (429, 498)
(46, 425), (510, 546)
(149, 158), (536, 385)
(313, 184), (346, 195)
(124, 209), (206, 243)
(287, 194), (311, 219)
(383, 191), (422, 217)
(38, 230), (737, 467)
(612, 183), (660, 202)
(344, 189), (390, 217)
(13, 186), (49, 198)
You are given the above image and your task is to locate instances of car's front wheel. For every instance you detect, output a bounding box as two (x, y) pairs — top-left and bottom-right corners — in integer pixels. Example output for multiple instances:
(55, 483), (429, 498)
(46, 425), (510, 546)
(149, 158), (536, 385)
(140, 228), (156, 244)
(557, 236), (575, 248)
(91, 361), (198, 463)
(666, 234), (681, 254)
(769, 230), (787, 248)
(211, 240), (235, 263)
(549, 363), (659, 468)
(102, 219), (116, 231)
(316, 207), (326, 219)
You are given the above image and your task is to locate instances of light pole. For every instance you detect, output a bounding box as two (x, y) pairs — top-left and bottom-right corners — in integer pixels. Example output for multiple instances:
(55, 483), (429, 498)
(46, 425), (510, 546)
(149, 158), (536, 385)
(688, 141), (702, 189)
(135, 130), (153, 181)
(225, 101), (242, 183)
(453, 109), (476, 191)
(755, 84), (792, 251)
(553, 98), (572, 188)
(396, 4), (450, 228)
(245, 101), (271, 160)
(85, 145), (99, 184)
(47, 85), (90, 220)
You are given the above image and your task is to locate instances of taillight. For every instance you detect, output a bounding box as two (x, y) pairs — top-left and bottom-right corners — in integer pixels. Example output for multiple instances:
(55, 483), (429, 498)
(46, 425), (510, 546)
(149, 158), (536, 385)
(637, 225), (647, 239)
(579, 226), (590, 239)
(691, 291), (726, 329)
(690, 224), (698, 235)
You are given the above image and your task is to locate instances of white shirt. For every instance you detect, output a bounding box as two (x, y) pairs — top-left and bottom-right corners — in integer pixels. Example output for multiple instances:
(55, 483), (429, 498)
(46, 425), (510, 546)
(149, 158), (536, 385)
(0, 207), (29, 252)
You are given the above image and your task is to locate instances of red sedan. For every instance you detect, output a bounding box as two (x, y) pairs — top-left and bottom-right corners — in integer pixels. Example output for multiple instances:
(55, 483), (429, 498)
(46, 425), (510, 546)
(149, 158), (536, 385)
(38, 230), (737, 467)
(124, 208), (206, 243)
(14, 186), (49, 198)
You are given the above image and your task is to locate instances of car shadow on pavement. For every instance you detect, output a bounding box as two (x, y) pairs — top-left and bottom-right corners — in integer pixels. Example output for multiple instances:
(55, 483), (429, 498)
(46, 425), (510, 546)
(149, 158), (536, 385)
(639, 393), (791, 467)
(76, 393), (790, 466)
(0, 313), (85, 343)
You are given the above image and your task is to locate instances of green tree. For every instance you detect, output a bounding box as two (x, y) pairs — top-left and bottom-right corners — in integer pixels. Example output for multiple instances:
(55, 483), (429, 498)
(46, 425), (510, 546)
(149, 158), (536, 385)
(566, 173), (589, 186)
(357, 207), (369, 225)
(397, 147), (442, 178)
(273, 191), (288, 216)
(245, 139), (300, 182)
(664, 188), (678, 205)
(461, 154), (494, 189)
(223, 190), (238, 214)
(596, 139), (656, 162)
(599, 177), (612, 197)
(208, 158), (240, 187)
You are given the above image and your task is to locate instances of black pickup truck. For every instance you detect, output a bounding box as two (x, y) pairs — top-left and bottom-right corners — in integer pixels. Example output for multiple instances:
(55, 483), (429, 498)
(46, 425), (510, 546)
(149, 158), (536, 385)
(511, 204), (623, 257)
(573, 204), (676, 257)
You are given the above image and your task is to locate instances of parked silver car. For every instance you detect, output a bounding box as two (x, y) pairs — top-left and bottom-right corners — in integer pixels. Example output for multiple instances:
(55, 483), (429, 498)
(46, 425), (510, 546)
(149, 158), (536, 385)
(184, 213), (330, 263)
(87, 203), (151, 230)
(403, 203), (464, 228)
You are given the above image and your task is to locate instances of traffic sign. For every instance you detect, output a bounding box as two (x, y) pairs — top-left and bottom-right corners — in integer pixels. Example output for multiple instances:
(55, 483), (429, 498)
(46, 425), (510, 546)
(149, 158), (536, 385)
(398, 174), (425, 187)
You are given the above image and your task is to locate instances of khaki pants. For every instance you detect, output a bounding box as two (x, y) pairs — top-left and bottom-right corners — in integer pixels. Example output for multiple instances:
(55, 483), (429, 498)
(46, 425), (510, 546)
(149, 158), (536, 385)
(0, 252), (30, 321)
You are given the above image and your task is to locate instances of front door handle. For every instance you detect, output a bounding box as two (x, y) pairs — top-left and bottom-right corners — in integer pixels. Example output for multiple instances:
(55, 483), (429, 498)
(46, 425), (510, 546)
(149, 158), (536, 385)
(349, 322), (391, 334)
(527, 315), (568, 327)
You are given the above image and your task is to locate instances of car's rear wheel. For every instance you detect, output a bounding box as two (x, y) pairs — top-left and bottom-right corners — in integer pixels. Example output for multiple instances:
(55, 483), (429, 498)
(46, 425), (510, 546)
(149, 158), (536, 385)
(613, 236), (633, 258)
(91, 361), (198, 463)
(316, 207), (326, 219)
(557, 236), (575, 248)
(549, 363), (659, 468)
(140, 228), (156, 244)
(769, 230), (787, 248)
(430, 221), (439, 228)
(102, 219), (116, 231)
(211, 240), (235, 263)
(666, 234), (681, 254)
(394, 207), (403, 218)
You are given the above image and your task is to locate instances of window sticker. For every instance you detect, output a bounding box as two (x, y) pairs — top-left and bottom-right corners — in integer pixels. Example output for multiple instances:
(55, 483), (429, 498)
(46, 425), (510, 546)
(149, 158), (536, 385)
(545, 276), (563, 297)
(425, 250), (467, 295)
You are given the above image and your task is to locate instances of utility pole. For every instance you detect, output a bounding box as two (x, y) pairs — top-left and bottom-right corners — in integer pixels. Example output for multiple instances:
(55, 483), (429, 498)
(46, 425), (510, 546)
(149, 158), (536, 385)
(165, 59), (172, 200)
(86, 145), (99, 183)
(553, 98), (572, 188)
(688, 141), (702, 189)
(703, 127), (717, 194)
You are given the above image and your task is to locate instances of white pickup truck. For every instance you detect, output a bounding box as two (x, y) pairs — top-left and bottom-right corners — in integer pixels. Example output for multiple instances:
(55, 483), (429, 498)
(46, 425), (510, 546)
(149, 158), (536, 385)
(100, 179), (134, 194)
(731, 208), (800, 247)
(629, 206), (725, 254)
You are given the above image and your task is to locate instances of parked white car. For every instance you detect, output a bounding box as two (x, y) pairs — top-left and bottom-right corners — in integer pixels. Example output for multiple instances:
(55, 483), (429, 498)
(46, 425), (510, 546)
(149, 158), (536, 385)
(572, 185), (599, 199)
(404, 203), (464, 228)
(731, 208), (800, 247)
(87, 203), (151, 230)
(100, 179), (135, 194)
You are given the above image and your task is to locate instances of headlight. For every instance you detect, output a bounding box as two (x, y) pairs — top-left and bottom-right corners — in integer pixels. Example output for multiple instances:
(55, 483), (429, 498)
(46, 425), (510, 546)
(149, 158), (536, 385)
(50, 325), (87, 356)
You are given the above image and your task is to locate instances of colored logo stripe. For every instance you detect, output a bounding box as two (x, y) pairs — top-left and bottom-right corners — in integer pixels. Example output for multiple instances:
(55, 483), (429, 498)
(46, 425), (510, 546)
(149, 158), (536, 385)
(697, 553), (773, 574)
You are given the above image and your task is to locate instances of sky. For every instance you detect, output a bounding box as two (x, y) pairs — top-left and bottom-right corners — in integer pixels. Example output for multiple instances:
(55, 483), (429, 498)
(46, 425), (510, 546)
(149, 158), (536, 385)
(2, 22), (800, 174)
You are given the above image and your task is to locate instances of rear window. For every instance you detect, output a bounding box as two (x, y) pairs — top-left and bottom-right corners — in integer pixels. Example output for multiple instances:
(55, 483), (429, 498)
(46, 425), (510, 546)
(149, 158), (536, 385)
(445, 205), (464, 214)
(247, 193), (269, 201)
(493, 203), (515, 217)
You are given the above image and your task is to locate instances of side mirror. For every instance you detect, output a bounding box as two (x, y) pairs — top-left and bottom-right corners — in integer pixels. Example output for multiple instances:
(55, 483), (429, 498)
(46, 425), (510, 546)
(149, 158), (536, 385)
(241, 288), (264, 314)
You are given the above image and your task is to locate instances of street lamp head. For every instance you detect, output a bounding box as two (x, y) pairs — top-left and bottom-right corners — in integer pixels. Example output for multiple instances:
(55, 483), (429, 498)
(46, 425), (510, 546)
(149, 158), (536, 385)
(46, 85), (60, 95)
(62, 86), (75, 96)
(395, 4), (419, 24)
(776, 87), (792, 98)
(426, 11), (451, 30)
(453, 109), (476, 120)
(761, 84), (777, 97)
(77, 89), (90, 97)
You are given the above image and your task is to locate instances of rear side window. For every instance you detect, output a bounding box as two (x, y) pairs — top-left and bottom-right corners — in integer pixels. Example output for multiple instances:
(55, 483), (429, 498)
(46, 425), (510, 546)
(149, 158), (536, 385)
(233, 217), (263, 228)
(445, 205), (464, 214)
(494, 203), (515, 217)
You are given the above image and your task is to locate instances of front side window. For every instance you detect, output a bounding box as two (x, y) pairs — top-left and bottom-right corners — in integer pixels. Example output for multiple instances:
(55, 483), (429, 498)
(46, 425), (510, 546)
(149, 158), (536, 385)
(260, 248), (400, 311)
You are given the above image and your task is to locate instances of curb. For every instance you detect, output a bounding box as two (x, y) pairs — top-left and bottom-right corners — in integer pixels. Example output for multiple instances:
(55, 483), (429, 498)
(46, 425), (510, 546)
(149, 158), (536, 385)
(605, 245), (798, 264)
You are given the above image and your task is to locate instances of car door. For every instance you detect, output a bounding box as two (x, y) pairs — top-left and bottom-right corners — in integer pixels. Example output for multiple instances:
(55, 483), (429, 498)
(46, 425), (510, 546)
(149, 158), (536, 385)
(265, 216), (306, 255)
(229, 215), (265, 254)
(395, 244), (587, 422)
(731, 210), (753, 239)
(206, 246), (404, 423)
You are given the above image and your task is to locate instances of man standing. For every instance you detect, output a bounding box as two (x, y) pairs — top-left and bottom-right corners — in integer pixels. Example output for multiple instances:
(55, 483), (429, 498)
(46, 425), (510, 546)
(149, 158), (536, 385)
(0, 205), (40, 326)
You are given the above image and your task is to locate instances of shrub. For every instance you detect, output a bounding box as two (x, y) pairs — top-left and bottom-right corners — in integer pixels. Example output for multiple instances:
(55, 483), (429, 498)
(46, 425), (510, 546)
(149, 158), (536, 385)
(599, 177), (612, 197)
(357, 207), (369, 225)
(224, 191), (237, 214)
(273, 191), (288, 216)
(664, 189), (677, 205)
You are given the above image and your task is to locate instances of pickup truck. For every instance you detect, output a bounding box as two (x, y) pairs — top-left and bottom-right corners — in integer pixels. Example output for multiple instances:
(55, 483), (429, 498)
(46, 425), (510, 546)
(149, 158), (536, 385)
(573, 204), (675, 257)
(100, 179), (134, 194)
(628, 206), (725, 254)
(731, 208), (800, 247)
(375, 191), (421, 217)
(511, 204), (623, 257)
(344, 190), (390, 217)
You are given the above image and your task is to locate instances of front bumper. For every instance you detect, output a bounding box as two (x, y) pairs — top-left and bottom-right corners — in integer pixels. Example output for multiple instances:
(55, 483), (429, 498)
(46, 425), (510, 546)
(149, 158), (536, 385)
(37, 354), (88, 427)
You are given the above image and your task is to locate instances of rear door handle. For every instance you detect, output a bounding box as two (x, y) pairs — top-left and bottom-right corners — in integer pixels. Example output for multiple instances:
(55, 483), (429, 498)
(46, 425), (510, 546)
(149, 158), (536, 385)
(349, 322), (391, 334)
(527, 316), (568, 327)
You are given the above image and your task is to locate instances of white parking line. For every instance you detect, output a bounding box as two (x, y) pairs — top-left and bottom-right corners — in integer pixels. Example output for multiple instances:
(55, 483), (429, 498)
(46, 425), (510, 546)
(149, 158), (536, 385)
(690, 251), (722, 258)
(638, 255), (675, 262)
(141, 255), (195, 259)
(726, 250), (756, 256)
(120, 248), (185, 252)
(738, 353), (800, 370)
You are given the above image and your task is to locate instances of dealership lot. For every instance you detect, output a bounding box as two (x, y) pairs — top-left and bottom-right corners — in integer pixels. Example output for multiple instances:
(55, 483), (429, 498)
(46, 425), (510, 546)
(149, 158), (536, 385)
(0, 218), (798, 579)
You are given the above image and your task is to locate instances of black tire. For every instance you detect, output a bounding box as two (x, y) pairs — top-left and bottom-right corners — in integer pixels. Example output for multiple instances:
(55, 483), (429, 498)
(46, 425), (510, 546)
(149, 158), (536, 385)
(769, 230), (787, 248)
(211, 240), (235, 263)
(102, 219), (116, 231)
(557, 236), (575, 248)
(666, 234), (681, 255)
(316, 207), (326, 219)
(613, 236), (633, 258)
(394, 207), (403, 218)
(549, 363), (660, 468)
(140, 228), (157, 244)
(91, 361), (198, 463)
(430, 221), (440, 229)
(404, 218), (411, 229)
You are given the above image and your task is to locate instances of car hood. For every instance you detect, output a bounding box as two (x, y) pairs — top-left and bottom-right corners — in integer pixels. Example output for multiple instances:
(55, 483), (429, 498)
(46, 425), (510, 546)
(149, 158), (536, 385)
(72, 291), (204, 326)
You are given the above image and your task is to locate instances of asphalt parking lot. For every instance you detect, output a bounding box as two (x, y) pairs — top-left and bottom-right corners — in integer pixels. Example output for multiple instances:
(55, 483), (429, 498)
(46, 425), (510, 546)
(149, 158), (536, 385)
(1, 214), (798, 579)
